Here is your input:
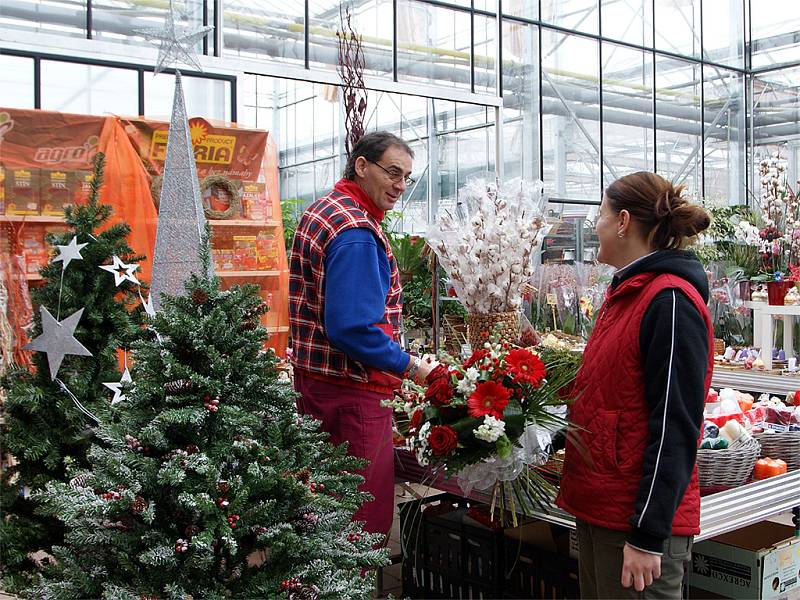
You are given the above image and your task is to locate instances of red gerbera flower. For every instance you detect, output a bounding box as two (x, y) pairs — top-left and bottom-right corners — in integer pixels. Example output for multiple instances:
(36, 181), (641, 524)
(467, 381), (511, 419)
(504, 348), (546, 388)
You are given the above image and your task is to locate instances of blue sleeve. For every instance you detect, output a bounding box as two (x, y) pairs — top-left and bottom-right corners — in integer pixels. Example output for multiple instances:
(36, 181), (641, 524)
(324, 228), (410, 374)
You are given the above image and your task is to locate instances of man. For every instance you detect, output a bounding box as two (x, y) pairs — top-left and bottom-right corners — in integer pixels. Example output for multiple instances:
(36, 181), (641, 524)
(289, 131), (437, 537)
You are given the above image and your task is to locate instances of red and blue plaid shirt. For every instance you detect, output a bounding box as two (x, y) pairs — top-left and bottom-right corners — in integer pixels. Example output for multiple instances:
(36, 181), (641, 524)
(289, 189), (404, 393)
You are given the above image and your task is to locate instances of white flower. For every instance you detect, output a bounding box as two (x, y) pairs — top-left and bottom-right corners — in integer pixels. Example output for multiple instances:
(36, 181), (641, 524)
(456, 377), (476, 395)
(418, 421), (432, 446)
(465, 367), (480, 381)
(473, 415), (506, 443)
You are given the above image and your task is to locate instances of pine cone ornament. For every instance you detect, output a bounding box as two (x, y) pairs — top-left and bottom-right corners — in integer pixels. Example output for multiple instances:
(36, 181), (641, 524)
(69, 473), (91, 490)
(184, 524), (200, 539)
(243, 302), (268, 320)
(192, 288), (209, 306)
(239, 319), (258, 332)
(131, 495), (147, 514)
(217, 480), (229, 493)
(294, 468), (311, 484)
(164, 379), (194, 394)
(288, 585), (320, 600)
(292, 510), (320, 534)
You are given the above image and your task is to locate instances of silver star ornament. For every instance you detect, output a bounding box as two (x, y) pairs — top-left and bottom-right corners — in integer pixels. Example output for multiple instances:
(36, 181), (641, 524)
(53, 236), (89, 271)
(103, 367), (132, 405)
(24, 306), (93, 380)
(136, 0), (213, 74)
(100, 256), (141, 286)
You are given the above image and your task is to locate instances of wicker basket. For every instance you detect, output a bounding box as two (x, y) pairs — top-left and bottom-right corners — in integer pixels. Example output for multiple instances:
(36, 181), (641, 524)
(466, 311), (519, 349)
(696, 437), (761, 488)
(753, 431), (800, 471)
(443, 314), (468, 357)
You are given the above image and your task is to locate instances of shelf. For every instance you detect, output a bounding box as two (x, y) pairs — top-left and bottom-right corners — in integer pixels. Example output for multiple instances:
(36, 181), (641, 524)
(217, 270), (281, 278)
(207, 219), (280, 227)
(25, 273), (43, 281)
(394, 448), (800, 541)
(711, 368), (800, 395)
(0, 215), (66, 223)
(743, 301), (800, 316)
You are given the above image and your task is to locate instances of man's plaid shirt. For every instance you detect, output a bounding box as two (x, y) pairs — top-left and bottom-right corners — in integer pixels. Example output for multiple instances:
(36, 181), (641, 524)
(289, 189), (403, 392)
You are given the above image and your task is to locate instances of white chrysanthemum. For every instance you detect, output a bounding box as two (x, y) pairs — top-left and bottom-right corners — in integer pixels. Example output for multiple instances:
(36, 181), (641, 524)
(456, 377), (476, 396)
(465, 367), (480, 381)
(473, 415), (506, 443)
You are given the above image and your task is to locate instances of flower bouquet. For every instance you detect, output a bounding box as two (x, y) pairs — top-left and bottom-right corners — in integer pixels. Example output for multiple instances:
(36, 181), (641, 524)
(427, 178), (549, 348)
(387, 337), (580, 524)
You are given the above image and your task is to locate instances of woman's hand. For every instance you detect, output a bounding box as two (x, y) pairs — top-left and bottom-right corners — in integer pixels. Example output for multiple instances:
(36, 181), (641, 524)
(621, 543), (661, 592)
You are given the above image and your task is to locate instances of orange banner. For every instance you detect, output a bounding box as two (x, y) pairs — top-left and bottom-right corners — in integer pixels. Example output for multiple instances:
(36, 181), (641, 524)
(0, 108), (102, 170)
(121, 117), (268, 181)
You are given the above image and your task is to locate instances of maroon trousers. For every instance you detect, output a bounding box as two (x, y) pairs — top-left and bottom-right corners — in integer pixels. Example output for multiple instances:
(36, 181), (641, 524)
(294, 370), (395, 537)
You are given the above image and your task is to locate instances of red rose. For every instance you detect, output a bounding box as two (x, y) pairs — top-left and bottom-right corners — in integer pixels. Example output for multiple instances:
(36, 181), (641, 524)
(504, 348), (546, 388)
(409, 408), (424, 433)
(428, 425), (458, 455)
(424, 376), (453, 406)
(425, 364), (450, 384)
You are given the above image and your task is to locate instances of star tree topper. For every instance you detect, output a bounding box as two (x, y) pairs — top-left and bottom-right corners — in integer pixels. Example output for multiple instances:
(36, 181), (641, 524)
(23, 306), (93, 380)
(136, 0), (213, 74)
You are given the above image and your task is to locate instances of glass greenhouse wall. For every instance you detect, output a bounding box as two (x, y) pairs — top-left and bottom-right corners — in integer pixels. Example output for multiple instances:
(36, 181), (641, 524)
(1, 0), (799, 234)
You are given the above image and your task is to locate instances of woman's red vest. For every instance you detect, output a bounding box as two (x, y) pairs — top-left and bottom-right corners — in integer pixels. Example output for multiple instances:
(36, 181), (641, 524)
(556, 272), (713, 536)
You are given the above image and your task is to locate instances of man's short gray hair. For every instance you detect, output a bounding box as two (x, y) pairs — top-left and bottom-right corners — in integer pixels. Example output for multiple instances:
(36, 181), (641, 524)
(343, 131), (414, 180)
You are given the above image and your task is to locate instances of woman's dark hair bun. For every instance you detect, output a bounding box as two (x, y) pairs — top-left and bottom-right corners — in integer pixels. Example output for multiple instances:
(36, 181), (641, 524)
(605, 171), (710, 250)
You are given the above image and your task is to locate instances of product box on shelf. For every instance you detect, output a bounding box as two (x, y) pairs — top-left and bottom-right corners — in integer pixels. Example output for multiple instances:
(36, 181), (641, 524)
(4, 168), (39, 215)
(0, 167), (5, 213)
(39, 170), (76, 216)
(241, 182), (272, 220)
(688, 521), (800, 600)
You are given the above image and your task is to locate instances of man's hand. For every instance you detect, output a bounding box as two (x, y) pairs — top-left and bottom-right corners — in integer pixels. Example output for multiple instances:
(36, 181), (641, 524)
(415, 354), (440, 383)
(621, 543), (661, 592)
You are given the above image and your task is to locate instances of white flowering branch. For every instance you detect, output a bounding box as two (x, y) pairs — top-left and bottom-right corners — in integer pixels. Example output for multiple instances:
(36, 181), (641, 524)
(427, 178), (549, 313)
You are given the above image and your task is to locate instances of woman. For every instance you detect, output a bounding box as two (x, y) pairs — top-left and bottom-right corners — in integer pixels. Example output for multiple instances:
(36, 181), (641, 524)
(556, 172), (713, 599)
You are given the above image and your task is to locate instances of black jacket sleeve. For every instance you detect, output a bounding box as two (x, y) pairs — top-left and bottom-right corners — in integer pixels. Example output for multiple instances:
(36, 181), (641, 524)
(626, 288), (708, 554)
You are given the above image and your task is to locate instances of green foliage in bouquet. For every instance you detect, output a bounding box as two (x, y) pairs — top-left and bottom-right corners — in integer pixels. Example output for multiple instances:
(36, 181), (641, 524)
(29, 239), (387, 599)
(0, 153), (145, 593)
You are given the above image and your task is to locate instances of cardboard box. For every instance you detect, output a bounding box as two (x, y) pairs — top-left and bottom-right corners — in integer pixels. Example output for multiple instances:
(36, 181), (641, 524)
(689, 521), (800, 599)
(40, 170), (74, 216)
(73, 170), (94, 205)
(5, 168), (39, 215)
(241, 182), (271, 220)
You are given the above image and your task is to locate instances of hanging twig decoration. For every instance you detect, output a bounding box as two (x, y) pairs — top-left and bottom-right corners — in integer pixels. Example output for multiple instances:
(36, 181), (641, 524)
(337, 2), (367, 157)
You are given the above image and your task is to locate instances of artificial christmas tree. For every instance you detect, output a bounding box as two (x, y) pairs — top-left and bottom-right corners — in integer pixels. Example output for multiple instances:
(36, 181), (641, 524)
(0, 153), (144, 592)
(31, 245), (387, 599)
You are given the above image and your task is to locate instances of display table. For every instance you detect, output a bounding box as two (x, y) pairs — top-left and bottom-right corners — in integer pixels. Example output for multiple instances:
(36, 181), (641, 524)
(394, 449), (800, 542)
(745, 301), (800, 370)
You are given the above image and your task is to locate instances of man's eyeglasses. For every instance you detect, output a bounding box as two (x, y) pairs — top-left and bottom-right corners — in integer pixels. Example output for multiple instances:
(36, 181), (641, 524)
(368, 159), (416, 186)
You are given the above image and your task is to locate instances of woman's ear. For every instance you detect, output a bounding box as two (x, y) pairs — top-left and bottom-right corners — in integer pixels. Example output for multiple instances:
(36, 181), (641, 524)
(617, 209), (631, 237)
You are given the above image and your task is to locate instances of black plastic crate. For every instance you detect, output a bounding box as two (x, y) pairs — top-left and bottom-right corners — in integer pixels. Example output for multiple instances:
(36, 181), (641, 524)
(504, 535), (580, 599)
(400, 492), (580, 599)
(400, 493), (505, 598)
